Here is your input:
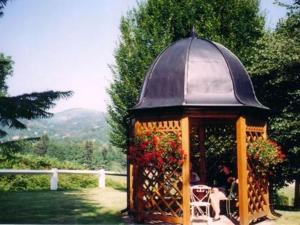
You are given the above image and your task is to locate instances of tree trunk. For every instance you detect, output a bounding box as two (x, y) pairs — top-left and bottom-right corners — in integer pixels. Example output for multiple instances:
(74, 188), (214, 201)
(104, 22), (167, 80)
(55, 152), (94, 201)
(294, 178), (300, 208)
(268, 182), (281, 217)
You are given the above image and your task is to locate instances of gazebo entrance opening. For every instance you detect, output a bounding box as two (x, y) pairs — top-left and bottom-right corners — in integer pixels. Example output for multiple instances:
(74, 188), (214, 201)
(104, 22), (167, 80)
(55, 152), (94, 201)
(190, 118), (239, 223)
(190, 118), (237, 188)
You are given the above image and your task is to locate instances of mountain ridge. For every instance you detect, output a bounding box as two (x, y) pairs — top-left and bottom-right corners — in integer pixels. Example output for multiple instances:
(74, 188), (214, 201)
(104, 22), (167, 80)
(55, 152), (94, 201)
(2, 108), (109, 143)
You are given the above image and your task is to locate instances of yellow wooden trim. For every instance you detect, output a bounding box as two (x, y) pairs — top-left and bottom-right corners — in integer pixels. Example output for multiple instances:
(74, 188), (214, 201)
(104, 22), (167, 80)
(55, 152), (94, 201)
(237, 116), (249, 225)
(246, 126), (265, 133)
(262, 123), (267, 140)
(129, 163), (134, 211)
(249, 211), (268, 222)
(181, 116), (190, 225)
(262, 123), (272, 217)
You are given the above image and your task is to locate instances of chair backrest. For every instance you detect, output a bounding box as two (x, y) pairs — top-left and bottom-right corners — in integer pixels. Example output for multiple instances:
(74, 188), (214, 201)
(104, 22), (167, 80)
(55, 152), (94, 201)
(227, 180), (237, 200)
(190, 185), (211, 202)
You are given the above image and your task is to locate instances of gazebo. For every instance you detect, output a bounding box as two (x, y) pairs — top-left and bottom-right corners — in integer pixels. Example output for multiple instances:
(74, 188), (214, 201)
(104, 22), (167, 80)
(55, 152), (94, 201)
(128, 33), (272, 225)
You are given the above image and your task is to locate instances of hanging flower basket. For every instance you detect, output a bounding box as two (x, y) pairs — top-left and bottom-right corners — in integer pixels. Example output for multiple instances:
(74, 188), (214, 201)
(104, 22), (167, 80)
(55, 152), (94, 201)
(129, 131), (185, 170)
(247, 139), (285, 170)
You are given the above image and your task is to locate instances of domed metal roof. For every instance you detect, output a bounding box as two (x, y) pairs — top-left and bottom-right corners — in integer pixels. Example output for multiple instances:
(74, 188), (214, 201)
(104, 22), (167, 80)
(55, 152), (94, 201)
(133, 35), (268, 111)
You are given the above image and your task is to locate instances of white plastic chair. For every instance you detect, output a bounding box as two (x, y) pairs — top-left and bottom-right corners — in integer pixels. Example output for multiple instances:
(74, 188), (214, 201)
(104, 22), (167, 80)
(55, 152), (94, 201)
(190, 185), (211, 224)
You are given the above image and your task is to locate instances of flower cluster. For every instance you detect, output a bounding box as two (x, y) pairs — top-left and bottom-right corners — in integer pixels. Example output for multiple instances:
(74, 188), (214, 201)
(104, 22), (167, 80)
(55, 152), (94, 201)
(129, 131), (185, 170)
(247, 139), (285, 169)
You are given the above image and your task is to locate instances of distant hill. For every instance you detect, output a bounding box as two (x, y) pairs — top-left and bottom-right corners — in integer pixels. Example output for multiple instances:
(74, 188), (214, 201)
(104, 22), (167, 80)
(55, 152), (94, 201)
(2, 108), (109, 143)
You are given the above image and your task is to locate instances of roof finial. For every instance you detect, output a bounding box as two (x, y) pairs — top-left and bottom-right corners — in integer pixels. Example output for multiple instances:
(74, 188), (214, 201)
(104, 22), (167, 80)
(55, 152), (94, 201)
(191, 26), (197, 38)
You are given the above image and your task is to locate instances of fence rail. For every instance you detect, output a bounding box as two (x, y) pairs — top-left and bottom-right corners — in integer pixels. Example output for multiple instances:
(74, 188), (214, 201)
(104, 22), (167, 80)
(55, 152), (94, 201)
(0, 169), (126, 190)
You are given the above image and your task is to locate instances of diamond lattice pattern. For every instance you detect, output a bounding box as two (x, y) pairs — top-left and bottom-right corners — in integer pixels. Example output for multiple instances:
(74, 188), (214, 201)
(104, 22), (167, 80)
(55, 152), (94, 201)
(246, 126), (269, 220)
(135, 120), (183, 219)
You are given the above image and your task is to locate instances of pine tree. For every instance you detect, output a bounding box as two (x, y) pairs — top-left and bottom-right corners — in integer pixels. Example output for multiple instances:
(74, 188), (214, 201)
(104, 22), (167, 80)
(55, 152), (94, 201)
(0, 2), (73, 155)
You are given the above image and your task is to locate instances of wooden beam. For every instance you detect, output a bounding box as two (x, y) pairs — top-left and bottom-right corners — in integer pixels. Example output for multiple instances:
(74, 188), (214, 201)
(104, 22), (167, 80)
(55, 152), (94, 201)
(181, 116), (190, 225)
(128, 118), (135, 214)
(129, 163), (134, 213)
(236, 116), (249, 225)
(133, 120), (143, 222)
(262, 123), (273, 218)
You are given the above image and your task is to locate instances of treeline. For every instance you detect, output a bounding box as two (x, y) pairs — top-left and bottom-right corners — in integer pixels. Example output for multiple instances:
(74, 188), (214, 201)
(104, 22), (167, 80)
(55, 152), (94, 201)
(0, 154), (98, 191)
(23, 135), (126, 172)
(0, 136), (126, 191)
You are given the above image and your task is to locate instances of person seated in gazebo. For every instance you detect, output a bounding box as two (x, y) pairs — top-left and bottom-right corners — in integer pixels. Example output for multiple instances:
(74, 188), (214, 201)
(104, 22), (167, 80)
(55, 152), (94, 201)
(209, 165), (236, 221)
(190, 162), (200, 185)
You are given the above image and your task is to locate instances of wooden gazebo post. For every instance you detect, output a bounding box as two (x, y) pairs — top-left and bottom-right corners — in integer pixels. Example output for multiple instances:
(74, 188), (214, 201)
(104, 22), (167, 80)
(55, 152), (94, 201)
(181, 116), (190, 225)
(236, 116), (249, 225)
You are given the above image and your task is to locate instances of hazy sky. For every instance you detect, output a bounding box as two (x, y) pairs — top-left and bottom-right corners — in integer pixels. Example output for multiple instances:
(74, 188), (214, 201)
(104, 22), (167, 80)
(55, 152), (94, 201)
(0, 0), (293, 113)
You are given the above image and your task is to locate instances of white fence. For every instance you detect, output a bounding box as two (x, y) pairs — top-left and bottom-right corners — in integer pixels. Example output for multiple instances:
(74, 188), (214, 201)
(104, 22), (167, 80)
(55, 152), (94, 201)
(0, 169), (126, 190)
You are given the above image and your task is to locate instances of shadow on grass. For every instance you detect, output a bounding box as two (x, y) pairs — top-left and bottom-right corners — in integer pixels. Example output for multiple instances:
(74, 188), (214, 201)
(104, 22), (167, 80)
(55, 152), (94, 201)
(275, 205), (300, 211)
(0, 190), (123, 224)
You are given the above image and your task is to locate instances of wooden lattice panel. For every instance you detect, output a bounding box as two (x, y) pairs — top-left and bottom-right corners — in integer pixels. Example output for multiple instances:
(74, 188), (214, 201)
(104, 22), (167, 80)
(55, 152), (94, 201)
(134, 120), (183, 223)
(246, 125), (269, 221)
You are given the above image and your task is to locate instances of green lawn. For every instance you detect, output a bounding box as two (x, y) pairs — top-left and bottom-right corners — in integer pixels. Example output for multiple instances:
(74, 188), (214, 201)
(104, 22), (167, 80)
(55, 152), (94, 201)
(0, 187), (126, 224)
(0, 184), (298, 224)
(274, 210), (300, 225)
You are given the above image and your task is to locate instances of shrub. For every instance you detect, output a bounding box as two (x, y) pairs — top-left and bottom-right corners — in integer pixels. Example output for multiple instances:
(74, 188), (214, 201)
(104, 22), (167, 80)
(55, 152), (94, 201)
(274, 193), (289, 206)
(0, 154), (97, 191)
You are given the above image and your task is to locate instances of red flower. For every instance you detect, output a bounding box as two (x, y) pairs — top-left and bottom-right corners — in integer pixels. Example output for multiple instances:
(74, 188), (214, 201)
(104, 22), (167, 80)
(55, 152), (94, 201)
(131, 132), (186, 169)
(140, 142), (148, 150)
(169, 141), (177, 149)
(277, 150), (286, 160)
(178, 159), (184, 165)
(157, 157), (164, 166)
(152, 136), (160, 146)
(129, 146), (136, 155)
(177, 147), (185, 156)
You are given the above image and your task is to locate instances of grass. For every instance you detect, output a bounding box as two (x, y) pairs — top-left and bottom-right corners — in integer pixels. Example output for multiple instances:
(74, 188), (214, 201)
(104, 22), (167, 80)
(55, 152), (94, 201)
(274, 210), (300, 225)
(0, 177), (298, 224)
(0, 186), (126, 224)
(106, 175), (127, 191)
(277, 182), (295, 206)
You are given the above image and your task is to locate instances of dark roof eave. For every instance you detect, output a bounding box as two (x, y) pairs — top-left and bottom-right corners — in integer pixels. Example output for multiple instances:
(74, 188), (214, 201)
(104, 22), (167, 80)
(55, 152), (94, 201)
(130, 103), (270, 114)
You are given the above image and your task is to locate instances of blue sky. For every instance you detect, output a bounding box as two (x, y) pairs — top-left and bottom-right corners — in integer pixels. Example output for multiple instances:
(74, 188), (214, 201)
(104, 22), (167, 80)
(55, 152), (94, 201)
(0, 0), (293, 112)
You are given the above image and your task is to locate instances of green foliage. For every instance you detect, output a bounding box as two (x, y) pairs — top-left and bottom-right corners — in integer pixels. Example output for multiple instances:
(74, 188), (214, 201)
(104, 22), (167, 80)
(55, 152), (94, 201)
(0, 91), (73, 137)
(247, 139), (285, 169)
(0, 53), (13, 97)
(34, 134), (49, 156)
(202, 125), (236, 185)
(0, 0), (8, 17)
(249, 0), (300, 189)
(83, 141), (94, 168)
(0, 137), (38, 158)
(25, 138), (126, 171)
(0, 154), (97, 191)
(0, 2), (73, 155)
(275, 193), (290, 206)
(108, 0), (264, 150)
